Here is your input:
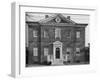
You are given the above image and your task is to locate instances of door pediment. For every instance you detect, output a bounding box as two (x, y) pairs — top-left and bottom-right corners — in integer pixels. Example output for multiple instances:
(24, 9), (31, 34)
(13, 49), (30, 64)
(53, 41), (62, 45)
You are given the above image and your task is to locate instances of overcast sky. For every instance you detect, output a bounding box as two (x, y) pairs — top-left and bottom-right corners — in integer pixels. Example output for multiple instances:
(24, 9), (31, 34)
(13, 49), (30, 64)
(26, 12), (89, 24)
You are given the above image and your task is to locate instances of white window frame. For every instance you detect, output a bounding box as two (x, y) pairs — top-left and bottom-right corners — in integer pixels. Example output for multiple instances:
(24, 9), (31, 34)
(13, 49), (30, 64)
(76, 48), (80, 53)
(33, 48), (38, 56)
(44, 48), (49, 56)
(76, 31), (80, 38)
(55, 28), (61, 39)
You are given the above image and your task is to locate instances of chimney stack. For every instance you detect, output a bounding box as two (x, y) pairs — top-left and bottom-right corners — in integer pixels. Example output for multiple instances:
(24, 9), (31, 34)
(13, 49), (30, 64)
(45, 15), (49, 18)
(67, 16), (71, 20)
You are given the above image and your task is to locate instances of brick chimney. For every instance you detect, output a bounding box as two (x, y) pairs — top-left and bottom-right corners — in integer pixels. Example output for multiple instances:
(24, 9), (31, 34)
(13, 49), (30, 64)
(67, 16), (71, 20)
(45, 15), (49, 18)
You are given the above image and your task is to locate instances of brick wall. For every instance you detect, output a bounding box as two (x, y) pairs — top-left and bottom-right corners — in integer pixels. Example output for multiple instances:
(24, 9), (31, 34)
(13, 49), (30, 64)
(27, 22), (86, 65)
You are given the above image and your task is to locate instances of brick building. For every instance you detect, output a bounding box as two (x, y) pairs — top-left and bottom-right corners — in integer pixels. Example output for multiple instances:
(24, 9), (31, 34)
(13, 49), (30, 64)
(26, 13), (88, 66)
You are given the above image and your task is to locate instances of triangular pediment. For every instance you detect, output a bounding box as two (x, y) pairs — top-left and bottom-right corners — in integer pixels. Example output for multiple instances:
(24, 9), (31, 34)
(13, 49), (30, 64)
(39, 14), (76, 24)
(53, 41), (62, 45)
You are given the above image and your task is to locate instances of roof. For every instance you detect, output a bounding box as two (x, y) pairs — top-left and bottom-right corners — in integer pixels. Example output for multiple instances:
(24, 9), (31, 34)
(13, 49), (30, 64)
(39, 13), (76, 24)
(26, 13), (88, 26)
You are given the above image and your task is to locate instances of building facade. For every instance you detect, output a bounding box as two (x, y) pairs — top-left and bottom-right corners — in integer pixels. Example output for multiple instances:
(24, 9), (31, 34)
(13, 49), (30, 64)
(26, 14), (88, 66)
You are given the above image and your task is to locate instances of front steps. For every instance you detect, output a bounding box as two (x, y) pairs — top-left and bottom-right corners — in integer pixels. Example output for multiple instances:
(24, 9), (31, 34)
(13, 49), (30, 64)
(51, 59), (64, 65)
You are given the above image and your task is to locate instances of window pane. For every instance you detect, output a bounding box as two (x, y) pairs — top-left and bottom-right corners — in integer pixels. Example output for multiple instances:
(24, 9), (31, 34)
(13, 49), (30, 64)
(76, 31), (80, 38)
(66, 48), (71, 54)
(76, 48), (80, 52)
(33, 30), (37, 37)
(44, 48), (48, 56)
(33, 48), (38, 56)
(66, 48), (71, 52)
(55, 28), (61, 39)
(44, 30), (48, 38)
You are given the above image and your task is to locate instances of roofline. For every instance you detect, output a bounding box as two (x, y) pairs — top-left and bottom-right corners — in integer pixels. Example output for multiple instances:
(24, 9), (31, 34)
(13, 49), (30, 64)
(26, 21), (88, 27)
(76, 23), (88, 26)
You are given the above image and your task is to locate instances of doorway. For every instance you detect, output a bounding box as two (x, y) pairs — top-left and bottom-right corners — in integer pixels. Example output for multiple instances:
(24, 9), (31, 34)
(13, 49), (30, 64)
(56, 47), (60, 59)
(52, 41), (63, 65)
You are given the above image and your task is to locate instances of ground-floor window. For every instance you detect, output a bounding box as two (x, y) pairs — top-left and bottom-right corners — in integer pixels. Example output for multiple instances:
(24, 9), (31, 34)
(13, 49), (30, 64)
(44, 48), (49, 56)
(76, 48), (80, 54)
(33, 48), (38, 56)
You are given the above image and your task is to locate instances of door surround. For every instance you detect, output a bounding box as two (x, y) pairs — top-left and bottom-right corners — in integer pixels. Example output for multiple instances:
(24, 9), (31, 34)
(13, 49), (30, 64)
(53, 41), (63, 64)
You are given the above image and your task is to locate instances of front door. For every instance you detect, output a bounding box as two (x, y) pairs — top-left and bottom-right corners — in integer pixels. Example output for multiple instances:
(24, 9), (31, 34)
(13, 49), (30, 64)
(52, 41), (63, 65)
(55, 47), (60, 59)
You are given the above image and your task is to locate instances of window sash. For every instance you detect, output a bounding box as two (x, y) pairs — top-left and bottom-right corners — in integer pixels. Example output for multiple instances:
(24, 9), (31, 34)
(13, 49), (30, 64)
(76, 31), (80, 38)
(66, 48), (71, 52)
(33, 30), (37, 37)
(55, 28), (61, 38)
(44, 30), (48, 38)
(76, 48), (80, 52)
(44, 48), (48, 56)
(33, 48), (38, 56)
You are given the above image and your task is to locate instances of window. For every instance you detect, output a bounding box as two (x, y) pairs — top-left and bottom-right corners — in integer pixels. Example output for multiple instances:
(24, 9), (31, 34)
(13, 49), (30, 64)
(43, 30), (48, 38)
(55, 17), (61, 23)
(33, 48), (38, 56)
(33, 30), (37, 37)
(55, 28), (61, 39)
(66, 48), (71, 54)
(76, 31), (80, 38)
(44, 48), (49, 56)
(76, 48), (80, 54)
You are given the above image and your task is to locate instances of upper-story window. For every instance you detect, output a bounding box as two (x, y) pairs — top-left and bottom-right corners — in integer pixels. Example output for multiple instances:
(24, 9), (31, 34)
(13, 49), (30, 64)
(33, 30), (37, 37)
(76, 31), (80, 38)
(44, 48), (49, 56)
(43, 30), (48, 38)
(33, 48), (38, 56)
(55, 28), (61, 39)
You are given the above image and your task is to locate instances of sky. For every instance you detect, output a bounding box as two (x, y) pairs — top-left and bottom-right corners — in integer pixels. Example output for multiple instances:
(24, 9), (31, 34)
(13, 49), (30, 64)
(26, 12), (89, 23)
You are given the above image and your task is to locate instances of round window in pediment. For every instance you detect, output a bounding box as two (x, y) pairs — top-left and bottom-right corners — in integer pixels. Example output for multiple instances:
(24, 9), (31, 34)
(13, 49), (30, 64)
(55, 17), (61, 23)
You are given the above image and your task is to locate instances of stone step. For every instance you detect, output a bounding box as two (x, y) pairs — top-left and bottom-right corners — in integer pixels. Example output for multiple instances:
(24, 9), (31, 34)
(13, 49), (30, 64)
(51, 59), (64, 65)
